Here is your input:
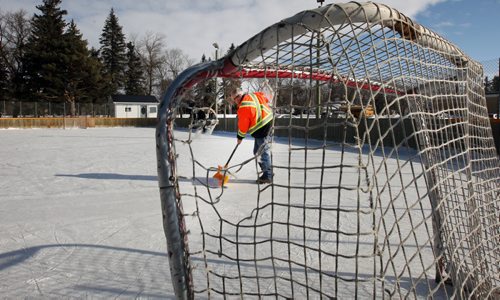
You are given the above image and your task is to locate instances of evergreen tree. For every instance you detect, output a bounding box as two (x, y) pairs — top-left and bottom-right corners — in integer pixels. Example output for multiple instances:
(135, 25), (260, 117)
(65, 40), (108, 114)
(485, 76), (492, 94)
(99, 8), (126, 95)
(89, 47), (100, 59)
(124, 42), (145, 95)
(22, 0), (68, 103)
(492, 76), (500, 93)
(62, 20), (101, 115)
(87, 56), (109, 103)
(193, 54), (216, 108)
(195, 79), (216, 108)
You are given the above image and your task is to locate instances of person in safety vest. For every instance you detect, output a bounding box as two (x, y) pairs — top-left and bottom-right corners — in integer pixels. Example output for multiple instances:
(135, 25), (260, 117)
(228, 82), (274, 184)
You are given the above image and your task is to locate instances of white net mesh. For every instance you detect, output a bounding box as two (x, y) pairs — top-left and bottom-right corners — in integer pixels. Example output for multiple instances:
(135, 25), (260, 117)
(156, 2), (500, 299)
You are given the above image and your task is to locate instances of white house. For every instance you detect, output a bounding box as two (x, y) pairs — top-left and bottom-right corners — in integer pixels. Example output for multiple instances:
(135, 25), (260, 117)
(112, 95), (158, 118)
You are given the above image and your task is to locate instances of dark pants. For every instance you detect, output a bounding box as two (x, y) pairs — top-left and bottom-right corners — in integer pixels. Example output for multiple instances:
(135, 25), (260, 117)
(253, 135), (272, 179)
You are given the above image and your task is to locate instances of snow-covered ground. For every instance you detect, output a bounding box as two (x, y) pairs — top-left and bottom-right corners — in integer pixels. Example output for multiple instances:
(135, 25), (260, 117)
(0, 128), (172, 298)
(0, 127), (451, 298)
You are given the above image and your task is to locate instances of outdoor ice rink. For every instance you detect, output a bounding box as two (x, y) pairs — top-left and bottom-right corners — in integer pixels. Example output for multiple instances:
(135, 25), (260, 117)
(0, 127), (173, 298)
(0, 127), (451, 298)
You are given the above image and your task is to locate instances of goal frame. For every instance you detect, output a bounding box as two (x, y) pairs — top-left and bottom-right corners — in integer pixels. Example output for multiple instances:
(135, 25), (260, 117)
(156, 2), (499, 299)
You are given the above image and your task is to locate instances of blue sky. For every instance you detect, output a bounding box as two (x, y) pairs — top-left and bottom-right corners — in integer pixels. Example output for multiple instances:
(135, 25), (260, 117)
(1, 0), (498, 66)
(413, 0), (500, 62)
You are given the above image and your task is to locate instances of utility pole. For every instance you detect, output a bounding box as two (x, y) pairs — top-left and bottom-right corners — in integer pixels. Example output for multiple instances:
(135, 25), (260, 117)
(213, 42), (219, 115)
(316, 0), (324, 118)
(316, 31), (321, 118)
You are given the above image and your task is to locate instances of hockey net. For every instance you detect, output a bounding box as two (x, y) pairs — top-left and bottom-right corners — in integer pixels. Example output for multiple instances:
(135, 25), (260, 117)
(156, 2), (500, 299)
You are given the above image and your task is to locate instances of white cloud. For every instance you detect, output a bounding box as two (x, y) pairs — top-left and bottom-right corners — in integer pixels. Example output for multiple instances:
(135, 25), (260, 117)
(1, 0), (446, 60)
(434, 21), (455, 28)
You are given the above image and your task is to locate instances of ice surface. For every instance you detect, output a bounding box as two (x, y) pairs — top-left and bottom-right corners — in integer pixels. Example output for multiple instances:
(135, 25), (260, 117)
(167, 128), (451, 299)
(0, 127), (451, 298)
(0, 128), (172, 298)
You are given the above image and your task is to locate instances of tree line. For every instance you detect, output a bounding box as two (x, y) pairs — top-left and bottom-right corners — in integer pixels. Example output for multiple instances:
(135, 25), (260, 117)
(484, 76), (500, 94)
(0, 0), (195, 116)
(2, 0), (497, 118)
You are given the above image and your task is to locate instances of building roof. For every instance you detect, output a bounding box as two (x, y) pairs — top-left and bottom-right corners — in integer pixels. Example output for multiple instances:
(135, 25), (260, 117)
(111, 95), (158, 103)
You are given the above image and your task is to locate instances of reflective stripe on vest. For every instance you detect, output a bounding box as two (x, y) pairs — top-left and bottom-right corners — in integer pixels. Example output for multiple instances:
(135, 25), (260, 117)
(247, 93), (273, 135)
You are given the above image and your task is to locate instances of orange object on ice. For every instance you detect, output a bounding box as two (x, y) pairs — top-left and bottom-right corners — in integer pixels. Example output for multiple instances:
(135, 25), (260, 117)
(213, 165), (230, 186)
(213, 144), (239, 186)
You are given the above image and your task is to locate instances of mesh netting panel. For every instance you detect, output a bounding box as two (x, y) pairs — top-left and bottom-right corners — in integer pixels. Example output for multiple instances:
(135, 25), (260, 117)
(157, 2), (500, 299)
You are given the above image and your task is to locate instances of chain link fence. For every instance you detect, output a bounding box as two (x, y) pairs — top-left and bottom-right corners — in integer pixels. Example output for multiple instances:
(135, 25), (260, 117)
(0, 100), (114, 118)
(481, 58), (500, 116)
(481, 58), (500, 155)
(482, 58), (499, 91)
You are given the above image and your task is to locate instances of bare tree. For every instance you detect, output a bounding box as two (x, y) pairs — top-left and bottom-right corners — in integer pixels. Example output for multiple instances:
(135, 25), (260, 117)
(0, 10), (31, 92)
(157, 48), (194, 97)
(137, 31), (166, 97)
(164, 48), (193, 77)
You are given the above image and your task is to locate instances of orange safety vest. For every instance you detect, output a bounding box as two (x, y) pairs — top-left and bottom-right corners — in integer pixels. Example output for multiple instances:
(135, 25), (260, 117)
(237, 92), (273, 139)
